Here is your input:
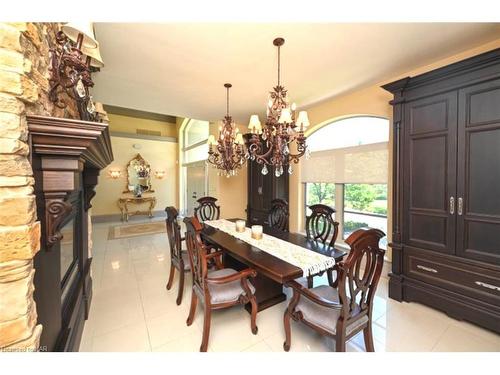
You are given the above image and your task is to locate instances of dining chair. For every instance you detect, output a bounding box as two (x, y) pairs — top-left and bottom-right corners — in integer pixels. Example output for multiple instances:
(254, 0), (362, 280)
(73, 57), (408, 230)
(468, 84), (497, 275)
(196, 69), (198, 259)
(184, 216), (259, 352)
(165, 206), (190, 305)
(268, 198), (289, 232)
(283, 228), (386, 352)
(303, 204), (340, 287)
(305, 204), (339, 247)
(194, 196), (220, 222)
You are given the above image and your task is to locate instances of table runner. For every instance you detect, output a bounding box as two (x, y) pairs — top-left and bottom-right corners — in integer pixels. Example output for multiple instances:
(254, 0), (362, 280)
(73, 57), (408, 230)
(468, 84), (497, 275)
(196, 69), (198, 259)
(205, 219), (335, 277)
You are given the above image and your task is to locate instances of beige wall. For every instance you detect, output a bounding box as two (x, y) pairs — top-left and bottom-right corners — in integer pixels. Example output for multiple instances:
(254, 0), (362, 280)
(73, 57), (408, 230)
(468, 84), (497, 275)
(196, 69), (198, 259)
(207, 121), (248, 219)
(177, 118), (248, 219)
(92, 135), (178, 216)
(107, 112), (177, 138)
(177, 119), (248, 219)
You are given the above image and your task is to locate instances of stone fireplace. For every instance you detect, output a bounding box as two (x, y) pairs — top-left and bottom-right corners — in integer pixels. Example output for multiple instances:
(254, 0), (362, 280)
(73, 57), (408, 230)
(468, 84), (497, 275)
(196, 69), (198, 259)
(0, 22), (79, 351)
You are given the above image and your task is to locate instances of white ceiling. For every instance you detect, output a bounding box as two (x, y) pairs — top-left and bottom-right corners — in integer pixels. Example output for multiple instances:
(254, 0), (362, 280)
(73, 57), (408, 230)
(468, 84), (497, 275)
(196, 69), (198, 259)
(92, 23), (500, 123)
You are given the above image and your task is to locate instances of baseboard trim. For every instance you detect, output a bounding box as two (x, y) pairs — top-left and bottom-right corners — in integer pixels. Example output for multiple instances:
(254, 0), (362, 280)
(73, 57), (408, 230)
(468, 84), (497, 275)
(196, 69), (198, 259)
(91, 210), (166, 223)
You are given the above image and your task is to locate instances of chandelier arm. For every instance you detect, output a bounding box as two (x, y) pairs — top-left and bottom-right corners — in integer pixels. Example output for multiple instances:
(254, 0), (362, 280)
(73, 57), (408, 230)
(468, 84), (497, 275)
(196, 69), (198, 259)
(249, 139), (275, 165)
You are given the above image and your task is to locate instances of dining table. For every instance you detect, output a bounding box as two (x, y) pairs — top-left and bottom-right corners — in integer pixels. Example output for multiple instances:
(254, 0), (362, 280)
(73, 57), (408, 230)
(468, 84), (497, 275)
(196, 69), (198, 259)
(201, 218), (347, 312)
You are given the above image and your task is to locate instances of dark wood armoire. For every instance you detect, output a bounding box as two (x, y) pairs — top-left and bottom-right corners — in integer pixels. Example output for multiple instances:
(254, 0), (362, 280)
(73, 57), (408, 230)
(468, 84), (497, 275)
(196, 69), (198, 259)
(29, 115), (113, 351)
(383, 48), (500, 333)
(246, 155), (289, 226)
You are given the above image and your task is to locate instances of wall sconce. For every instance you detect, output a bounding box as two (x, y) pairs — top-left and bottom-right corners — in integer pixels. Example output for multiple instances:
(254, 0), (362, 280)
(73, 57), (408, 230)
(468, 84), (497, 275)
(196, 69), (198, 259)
(48, 22), (104, 118)
(154, 170), (166, 179)
(108, 170), (122, 179)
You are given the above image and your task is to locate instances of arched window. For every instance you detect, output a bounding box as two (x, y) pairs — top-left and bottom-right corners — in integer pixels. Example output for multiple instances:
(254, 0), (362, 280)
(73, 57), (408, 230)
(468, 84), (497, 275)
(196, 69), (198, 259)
(301, 116), (389, 248)
(307, 116), (389, 151)
(184, 119), (209, 163)
(181, 119), (210, 215)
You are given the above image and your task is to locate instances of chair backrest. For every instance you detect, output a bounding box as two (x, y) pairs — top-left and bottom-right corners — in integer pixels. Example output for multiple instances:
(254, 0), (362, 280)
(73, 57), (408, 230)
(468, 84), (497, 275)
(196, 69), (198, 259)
(165, 206), (183, 262)
(268, 198), (289, 232)
(183, 216), (208, 291)
(194, 196), (220, 222)
(337, 228), (386, 320)
(305, 204), (339, 247)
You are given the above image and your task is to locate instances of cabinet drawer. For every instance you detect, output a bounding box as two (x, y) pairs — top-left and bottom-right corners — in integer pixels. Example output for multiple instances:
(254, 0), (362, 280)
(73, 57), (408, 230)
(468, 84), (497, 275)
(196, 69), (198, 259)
(404, 249), (500, 306)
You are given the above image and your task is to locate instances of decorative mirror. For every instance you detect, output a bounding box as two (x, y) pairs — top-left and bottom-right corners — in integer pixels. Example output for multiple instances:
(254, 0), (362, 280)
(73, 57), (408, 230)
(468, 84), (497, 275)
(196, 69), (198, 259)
(124, 154), (154, 193)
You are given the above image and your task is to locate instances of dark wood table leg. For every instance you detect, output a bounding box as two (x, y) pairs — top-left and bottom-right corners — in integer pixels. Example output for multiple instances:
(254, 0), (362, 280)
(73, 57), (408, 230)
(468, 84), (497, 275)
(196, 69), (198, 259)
(223, 254), (287, 313)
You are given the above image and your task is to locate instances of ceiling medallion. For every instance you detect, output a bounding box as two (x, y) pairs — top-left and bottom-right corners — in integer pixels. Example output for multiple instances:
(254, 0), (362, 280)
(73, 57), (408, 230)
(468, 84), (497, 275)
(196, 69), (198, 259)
(207, 83), (246, 177)
(246, 37), (310, 177)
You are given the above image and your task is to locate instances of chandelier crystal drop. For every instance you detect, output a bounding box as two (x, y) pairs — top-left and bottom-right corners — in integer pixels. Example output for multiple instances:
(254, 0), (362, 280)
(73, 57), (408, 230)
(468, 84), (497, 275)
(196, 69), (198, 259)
(207, 83), (246, 177)
(246, 37), (310, 177)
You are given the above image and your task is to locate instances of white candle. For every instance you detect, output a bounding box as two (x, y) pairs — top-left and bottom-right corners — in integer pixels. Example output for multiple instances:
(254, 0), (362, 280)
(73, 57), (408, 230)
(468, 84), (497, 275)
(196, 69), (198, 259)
(297, 111), (310, 130)
(248, 115), (261, 134)
(251, 225), (263, 240)
(278, 108), (292, 124)
(235, 220), (246, 232)
(207, 135), (217, 145)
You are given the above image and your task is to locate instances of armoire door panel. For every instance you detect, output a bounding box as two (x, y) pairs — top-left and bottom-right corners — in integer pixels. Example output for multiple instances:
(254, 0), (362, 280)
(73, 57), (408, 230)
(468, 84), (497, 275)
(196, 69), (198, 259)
(467, 129), (500, 216)
(410, 136), (448, 210)
(457, 79), (500, 264)
(409, 212), (448, 250)
(468, 87), (500, 126)
(410, 98), (449, 134)
(466, 220), (500, 259)
(404, 92), (457, 253)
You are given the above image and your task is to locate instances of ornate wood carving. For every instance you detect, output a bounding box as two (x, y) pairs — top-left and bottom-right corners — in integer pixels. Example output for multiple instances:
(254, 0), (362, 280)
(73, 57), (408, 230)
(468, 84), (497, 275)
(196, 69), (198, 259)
(45, 193), (73, 247)
(305, 203), (339, 248)
(83, 168), (100, 211)
(194, 196), (220, 222)
(84, 186), (96, 211)
(29, 115), (113, 352)
(268, 198), (289, 232)
(118, 196), (157, 222)
(123, 153), (154, 193)
(28, 115), (113, 249)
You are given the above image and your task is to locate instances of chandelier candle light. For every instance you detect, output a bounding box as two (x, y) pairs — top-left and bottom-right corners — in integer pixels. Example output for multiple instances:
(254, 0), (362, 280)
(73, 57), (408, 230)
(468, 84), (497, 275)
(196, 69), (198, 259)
(246, 37), (310, 177)
(207, 83), (246, 177)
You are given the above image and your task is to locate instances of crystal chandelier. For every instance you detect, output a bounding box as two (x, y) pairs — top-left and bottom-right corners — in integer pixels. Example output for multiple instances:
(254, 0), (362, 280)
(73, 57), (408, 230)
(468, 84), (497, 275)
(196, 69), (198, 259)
(246, 37), (310, 177)
(207, 83), (246, 177)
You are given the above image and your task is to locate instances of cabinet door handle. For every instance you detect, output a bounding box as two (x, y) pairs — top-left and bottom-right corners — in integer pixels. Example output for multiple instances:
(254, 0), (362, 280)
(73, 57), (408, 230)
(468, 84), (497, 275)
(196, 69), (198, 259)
(475, 281), (500, 292)
(416, 265), (438, 273)
(458, 197), (463, 216)
(449, 196), (455, 215)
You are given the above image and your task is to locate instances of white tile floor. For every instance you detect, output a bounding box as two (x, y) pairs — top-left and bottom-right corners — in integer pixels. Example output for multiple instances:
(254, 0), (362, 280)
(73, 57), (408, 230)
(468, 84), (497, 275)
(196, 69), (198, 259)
(80, 218), (500, 352)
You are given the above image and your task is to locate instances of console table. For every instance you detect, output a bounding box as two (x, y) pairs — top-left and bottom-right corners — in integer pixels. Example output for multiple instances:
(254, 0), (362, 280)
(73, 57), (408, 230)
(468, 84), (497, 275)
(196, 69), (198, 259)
(118, 195), (157, 221)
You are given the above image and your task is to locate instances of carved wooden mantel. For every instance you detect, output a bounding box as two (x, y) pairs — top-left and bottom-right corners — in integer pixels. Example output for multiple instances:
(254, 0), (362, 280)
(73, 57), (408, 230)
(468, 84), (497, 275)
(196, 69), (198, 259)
(28, 115), (113, 249)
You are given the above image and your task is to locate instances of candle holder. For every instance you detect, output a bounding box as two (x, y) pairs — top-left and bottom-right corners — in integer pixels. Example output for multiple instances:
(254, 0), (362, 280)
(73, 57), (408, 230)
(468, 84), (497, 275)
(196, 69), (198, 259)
(251, 225), (263, 240)
(235, 220), (246, 233)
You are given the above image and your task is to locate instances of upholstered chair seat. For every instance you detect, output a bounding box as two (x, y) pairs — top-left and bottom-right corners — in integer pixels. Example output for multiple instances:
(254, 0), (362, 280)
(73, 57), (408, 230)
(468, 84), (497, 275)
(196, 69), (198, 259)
(283, 228), (386, 352)
(193, 268), (256, 304)
(184, 216), (258, 351)
(295, 285), (368, 335)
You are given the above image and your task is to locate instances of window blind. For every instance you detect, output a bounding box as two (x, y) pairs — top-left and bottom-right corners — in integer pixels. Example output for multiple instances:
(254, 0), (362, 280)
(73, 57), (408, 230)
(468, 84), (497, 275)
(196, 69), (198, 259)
(300, 142), (388, 184)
